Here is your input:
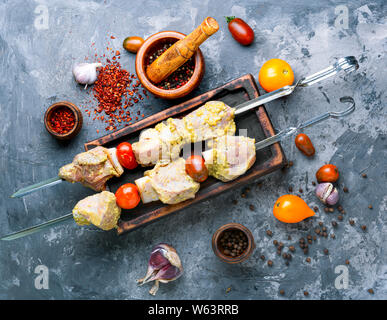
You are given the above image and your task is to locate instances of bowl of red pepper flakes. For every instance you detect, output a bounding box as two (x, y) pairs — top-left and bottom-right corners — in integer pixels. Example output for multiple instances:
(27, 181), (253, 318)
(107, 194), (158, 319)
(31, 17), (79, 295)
(44, 101), (83, 140)
(136, 31), (205, 100)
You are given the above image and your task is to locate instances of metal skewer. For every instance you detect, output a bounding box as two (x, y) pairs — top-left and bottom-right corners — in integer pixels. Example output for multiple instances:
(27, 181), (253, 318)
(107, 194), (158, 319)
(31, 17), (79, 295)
(1, 97), (355, 241)
(254, 96), (355, 151)
(11, 177), (63, 198)
(234, 56), (358, 115)
(10, 56), (358, 199)
(0, 213), (73, 241)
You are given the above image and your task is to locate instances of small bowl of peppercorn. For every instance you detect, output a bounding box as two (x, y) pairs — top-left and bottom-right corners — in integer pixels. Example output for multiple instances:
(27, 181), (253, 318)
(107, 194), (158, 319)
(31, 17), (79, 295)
(135, 31), (205, 100)
(44, 101), (83, 140)
(212, 223), (255, 264)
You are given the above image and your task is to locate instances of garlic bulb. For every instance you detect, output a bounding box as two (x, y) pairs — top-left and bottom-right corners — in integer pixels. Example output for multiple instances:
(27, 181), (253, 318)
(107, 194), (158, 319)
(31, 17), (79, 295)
(137, 243), (183, 295)
(72, 62), (102, 88)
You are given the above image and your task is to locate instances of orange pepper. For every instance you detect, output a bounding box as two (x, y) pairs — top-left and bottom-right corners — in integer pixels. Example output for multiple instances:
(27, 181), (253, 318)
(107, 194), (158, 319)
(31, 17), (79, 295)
(273, 195), (315, 223)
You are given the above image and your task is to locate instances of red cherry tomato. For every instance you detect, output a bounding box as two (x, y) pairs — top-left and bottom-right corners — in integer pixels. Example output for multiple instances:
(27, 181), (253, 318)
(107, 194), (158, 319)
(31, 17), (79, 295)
(316, 164), (339, 183)
(115, 183), (141, 209)
(185, 155), (208, 182)
(116, 142), (138, 170)
(225, 16), (254, 46)
(295, 133), (315, 157)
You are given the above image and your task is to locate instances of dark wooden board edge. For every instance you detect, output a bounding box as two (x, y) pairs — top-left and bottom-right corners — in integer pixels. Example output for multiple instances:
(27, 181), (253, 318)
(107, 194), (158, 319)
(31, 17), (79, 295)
(84, 74), (287, 235)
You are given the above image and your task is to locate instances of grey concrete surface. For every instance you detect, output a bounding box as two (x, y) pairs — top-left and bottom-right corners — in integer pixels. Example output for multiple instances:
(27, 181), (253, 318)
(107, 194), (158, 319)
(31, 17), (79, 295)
(0, 0), (386, 300)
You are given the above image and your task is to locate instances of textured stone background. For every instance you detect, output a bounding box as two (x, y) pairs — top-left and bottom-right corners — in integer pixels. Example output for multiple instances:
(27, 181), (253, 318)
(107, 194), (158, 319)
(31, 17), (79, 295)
(0, 0), (386, 300)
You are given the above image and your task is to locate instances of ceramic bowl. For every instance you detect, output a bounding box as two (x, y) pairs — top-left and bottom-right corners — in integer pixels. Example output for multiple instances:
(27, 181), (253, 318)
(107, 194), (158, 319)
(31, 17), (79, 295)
(135, 31), (205, 100)
(212, 223), (255, 264)
(44, 101), (83, 140)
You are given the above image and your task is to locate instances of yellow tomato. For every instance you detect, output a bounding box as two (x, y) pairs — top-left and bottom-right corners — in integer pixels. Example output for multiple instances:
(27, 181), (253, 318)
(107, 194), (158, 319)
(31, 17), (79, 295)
(259, 59), (294, 92)
(273, 194), (315, 223)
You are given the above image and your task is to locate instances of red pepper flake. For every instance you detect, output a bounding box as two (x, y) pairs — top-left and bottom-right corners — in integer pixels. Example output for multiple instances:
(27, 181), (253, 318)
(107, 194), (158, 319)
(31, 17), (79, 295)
(80, 40), (149, 132)
(49, 107), (75, 134)
(110, 36), (116, 39)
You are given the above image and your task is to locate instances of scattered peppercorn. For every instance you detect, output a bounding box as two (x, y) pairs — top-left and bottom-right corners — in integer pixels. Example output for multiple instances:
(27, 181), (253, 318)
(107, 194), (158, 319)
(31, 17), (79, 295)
(249, 204), (255, 211)
(289, 246), (295, 252)
(324, 207), (330, 213)
(312, 181), (316, 186)
(338, 215), (343, 221)
(361, 225), (367, 231)
(368, 288), (374, 294)
(330, 234), (335, 239)
(279, 289), (285, 295)
(266, 230), (273, 237)
(349, 219), (355, 226)
(345, 259), (350, 265)
(361, 173), (367, 178)
(299, 188), (303, 193)
(323, 248), (329, 255)
(306, 257), (311, 263)
(232, 199), (238, 205)
(368, 205), (373, 209)
(273, 240), (278, 246)
(268, 260), (273, 267)
(313, 206), (319, 212)
(260, 255), (265, 261)
(343, 187), (349, 193)
(304, 291), (309, 296)
(288, 186), (293, 192)
(332, 221), (338, 227)
(328, 207), (334, 213)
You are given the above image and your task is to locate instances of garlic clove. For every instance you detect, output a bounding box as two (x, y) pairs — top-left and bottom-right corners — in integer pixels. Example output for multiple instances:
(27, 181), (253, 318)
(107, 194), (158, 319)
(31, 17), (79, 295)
(326, 187), (339, 206)
(138, 246), (171, 284)
(137, 243), (183, 295)
(72, 62), (102, 86)
(315, 182), (339, 205)
(155, 264), (183, 283)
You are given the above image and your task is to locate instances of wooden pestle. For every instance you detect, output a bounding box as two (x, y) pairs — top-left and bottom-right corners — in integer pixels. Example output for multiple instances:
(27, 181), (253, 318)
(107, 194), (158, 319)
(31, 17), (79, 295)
(146, 17), (219, 84)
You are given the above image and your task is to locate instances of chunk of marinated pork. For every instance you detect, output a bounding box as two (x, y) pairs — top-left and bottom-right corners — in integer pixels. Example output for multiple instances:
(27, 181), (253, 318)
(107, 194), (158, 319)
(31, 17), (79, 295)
(72, 191), (121, 230)
(59, 146), (123, 191)
(135, 136), (256, 204)
(135, 158), (200, 204)
(202, 135), (256, 182)
(132, 101), (236, 166)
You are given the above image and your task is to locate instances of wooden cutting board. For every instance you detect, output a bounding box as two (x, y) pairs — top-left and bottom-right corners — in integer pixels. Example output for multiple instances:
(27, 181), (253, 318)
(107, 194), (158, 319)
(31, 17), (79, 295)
(84, 74), (286, 235)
